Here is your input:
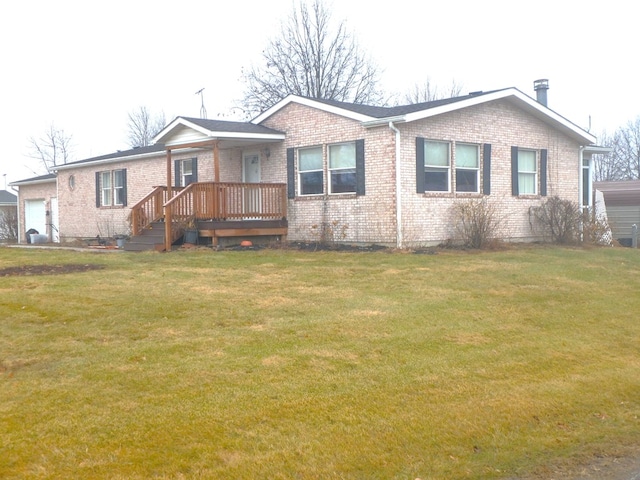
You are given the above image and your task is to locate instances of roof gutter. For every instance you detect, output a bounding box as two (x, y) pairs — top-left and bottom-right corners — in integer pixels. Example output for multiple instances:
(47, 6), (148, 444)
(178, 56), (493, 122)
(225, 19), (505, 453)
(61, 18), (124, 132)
(388, 121), (403, 249)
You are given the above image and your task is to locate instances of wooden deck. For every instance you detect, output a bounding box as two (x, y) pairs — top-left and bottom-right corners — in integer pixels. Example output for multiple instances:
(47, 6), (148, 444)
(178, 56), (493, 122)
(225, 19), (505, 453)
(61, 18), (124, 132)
(128, 182), (288, 251)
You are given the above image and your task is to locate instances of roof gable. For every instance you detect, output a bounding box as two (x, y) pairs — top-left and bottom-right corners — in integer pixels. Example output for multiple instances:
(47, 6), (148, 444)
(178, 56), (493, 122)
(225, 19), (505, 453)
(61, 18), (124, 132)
(153, 116), (285, 147)
(253, 89), (596, 145)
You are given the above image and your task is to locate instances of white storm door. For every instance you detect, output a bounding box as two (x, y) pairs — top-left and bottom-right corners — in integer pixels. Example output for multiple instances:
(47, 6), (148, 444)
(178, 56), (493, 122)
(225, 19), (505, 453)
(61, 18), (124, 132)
(242, 153), (261, 218)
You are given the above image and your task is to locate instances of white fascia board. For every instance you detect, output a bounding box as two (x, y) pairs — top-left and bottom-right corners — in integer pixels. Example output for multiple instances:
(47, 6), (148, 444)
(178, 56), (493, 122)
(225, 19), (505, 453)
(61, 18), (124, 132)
(55, 150), (165, 171)
(9, 178), (57, 186)
(163, 132), (285, 146)
(403, 88), (596, 145)
(584, 145), (612, 154)
(252, 95), (375, 124)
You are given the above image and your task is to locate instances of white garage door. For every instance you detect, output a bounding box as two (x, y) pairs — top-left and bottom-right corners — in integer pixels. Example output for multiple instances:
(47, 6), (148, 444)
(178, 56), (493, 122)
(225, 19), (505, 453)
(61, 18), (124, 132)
(24, 199), (46, 241)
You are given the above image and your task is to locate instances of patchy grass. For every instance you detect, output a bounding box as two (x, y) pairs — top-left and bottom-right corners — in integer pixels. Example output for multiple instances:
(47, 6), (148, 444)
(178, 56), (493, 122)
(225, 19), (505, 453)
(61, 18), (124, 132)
(1, 245), (639, 479)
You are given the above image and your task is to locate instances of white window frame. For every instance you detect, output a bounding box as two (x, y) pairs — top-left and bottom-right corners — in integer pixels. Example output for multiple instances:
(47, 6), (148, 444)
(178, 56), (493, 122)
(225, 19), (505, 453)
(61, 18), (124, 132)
(424, 140), (451, 192)
(454, 143), (480, 193)
(298, 146), (324, 196)
(518, 150), (537, 195)
(180, 158), (194, 187)
(99, 169), (125, 207)
(328, 142), (357, 194)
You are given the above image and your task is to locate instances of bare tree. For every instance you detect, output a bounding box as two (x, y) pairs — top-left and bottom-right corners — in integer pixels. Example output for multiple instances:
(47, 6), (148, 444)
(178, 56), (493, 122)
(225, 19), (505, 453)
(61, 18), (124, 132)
(592, 130), (623, 182)
(613, 116), (640, 180)
(0, 210), (18, 242)
(240, 0), (384, 117)
(593, 118), (640, 181)
(28, 124), (73, 174)
(403, 78), (464, 104)
(126, 106), (166, 148)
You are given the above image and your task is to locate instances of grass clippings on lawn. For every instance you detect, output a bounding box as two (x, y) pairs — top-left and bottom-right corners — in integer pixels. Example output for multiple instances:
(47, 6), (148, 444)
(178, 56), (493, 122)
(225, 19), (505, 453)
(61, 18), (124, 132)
(0, 245), (639, 479)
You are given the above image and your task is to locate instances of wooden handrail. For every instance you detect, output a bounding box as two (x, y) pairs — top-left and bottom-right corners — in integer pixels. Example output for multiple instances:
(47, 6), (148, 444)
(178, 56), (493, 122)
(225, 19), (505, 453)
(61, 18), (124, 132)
(163, 182), (287, 251)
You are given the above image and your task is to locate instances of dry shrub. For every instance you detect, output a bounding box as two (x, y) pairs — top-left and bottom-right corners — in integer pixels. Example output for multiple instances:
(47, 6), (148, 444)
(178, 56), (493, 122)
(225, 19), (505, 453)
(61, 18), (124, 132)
(452, 198), (501, 249)
(531, 196), (582, 244)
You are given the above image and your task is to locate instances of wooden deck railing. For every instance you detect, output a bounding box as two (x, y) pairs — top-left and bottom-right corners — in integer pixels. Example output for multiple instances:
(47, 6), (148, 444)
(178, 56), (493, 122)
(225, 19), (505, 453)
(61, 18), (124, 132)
(163, 182), (287, 251)
(130, 186), (184, 235)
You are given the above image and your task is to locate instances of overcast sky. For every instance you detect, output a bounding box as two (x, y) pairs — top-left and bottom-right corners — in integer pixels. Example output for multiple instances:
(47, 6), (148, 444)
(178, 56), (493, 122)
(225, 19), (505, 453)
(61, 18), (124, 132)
(1, 0), (636, 187)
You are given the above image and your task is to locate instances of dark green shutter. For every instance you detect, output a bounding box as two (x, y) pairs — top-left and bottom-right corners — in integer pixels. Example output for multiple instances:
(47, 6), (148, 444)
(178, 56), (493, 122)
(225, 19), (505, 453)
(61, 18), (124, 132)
(355, 139), (365, 195)
(95, 172), (101, 207)
(511, 146), (519, 196)
(174, 160), (181, 187)
(482, 143), (491, 195)
(192, 158), (198, 183)
(121, 169), (128, 206)
(539, 149), (547, 196)
(416, 137), (425, 193)
(286, 148), (295, 199)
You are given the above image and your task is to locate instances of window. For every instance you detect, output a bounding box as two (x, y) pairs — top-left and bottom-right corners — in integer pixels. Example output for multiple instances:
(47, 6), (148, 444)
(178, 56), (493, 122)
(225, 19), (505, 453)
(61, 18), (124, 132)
(424, 141), (450, 192)
(455, 143), (479, 193)
(517, 150), (537, 195)
(287, 140), (364, 199)
(329, 142), (356, 194)
(175, 158), (197, 187)
(298, 146), (324, 195)
(96, 169), (127, 207)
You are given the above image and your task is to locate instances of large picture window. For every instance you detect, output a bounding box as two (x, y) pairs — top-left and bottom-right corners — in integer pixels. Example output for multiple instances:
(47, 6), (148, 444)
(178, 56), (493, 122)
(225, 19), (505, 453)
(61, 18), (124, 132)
(96, 169), (127, 207)
(455, 143), (479, 193)
(329, 142), (356, 194)
(298, 146), (324, 195)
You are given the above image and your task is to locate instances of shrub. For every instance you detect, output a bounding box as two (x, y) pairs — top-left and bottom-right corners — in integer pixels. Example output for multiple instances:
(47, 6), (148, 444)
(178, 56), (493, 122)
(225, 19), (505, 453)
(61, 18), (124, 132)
(452, 198), (501, 249)
(532, 196), (582, 244)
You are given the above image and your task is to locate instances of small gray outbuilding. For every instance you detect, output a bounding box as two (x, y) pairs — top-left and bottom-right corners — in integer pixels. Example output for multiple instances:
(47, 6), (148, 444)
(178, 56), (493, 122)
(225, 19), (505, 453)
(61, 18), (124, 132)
(595, 180), (640, 246)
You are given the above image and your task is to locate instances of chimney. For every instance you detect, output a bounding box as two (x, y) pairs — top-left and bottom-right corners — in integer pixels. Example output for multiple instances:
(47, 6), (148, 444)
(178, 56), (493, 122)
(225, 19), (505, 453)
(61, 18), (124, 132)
(534, 79), (549, 106)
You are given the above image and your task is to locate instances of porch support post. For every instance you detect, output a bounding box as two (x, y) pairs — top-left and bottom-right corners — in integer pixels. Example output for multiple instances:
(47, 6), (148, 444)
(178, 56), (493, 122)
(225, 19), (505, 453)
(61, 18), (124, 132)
(213, 141), (220, 183)
(165, 148), (172, 252)
(166, 149), (172, 197)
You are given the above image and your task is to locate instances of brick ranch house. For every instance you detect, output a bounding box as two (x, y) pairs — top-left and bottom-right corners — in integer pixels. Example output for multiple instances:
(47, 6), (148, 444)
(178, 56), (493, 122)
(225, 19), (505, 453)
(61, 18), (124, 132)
(12, 81), (603, 250)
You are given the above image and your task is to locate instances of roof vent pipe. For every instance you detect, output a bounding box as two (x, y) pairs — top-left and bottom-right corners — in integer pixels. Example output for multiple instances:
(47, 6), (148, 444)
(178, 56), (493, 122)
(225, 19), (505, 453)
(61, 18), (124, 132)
(534, 79), (549, 106)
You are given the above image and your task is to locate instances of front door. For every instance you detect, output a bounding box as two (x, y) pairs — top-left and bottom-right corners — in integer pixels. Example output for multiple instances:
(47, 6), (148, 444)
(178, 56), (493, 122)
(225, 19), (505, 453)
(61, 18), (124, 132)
(242, 153), (261, 218)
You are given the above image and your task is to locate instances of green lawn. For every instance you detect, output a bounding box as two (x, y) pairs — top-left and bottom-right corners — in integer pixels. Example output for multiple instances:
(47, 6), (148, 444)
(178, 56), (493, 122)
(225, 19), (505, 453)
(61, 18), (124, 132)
(1, 245), (639, 479)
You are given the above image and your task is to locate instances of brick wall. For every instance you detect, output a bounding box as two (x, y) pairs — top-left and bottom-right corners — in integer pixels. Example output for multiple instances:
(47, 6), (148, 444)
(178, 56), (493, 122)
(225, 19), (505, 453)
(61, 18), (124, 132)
(262, 99), (581, 246)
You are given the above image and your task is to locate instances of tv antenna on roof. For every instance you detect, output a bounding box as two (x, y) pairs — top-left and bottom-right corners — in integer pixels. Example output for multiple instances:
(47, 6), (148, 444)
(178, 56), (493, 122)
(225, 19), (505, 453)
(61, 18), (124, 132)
(195, 88), (207, 119)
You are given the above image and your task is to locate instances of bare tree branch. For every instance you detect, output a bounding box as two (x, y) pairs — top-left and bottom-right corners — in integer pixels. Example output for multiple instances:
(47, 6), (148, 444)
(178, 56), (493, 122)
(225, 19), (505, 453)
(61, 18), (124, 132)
(240, 0), (384, 117)
(402, 78), (464, 104)
(27, 124), (74, 174)
(127, 106), (166, 148)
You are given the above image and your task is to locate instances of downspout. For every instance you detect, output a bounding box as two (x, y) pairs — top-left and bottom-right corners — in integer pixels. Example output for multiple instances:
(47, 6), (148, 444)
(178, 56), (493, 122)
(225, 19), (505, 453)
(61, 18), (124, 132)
(389, 121), (403, 249)
(578, 146), (585, 209)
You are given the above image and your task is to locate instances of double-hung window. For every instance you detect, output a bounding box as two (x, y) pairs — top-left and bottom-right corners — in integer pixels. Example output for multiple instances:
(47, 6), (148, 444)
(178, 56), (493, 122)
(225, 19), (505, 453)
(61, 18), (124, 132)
(96, 169), (127, 207)
(424, 140), (450, 192)
(175, 157), (197, 187)
(298, 146), (324, 195)
(455, 143), (479, 193)
(517, 150), (537, 195)
(329, 142), (356, 194)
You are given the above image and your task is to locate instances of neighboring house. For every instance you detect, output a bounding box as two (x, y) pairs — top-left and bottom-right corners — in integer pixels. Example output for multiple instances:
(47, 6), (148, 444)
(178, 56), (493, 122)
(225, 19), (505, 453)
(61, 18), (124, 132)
(0, 189), (17, 216)
(0, 189), (18, 241)
(594, 180), (640, 245)
(13, 81), (602, 250)
(9, 174), (58, 243)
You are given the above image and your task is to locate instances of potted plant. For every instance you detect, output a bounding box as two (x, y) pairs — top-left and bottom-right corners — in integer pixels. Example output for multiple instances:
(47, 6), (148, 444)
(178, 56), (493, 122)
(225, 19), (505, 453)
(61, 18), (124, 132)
(183, 218), (198, 244)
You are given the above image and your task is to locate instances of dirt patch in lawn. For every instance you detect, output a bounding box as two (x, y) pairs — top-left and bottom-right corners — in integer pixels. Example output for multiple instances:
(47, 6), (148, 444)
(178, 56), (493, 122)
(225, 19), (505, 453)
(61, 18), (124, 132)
(0, 264), (105, 277)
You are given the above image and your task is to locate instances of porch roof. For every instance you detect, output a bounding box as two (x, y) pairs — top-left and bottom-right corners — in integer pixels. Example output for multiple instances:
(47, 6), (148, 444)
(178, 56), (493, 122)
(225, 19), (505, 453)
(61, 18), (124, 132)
(153, 116), (285, 149)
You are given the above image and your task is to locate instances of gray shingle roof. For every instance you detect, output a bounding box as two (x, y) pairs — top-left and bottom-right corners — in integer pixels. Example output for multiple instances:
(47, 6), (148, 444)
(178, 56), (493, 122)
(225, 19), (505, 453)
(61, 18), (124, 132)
(60, 144), (166, 168)
(293, 89), (507, 118)
(9, 173), (57, 186)
(181, 117), (284, 135)
(0, 190), (17, 204)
